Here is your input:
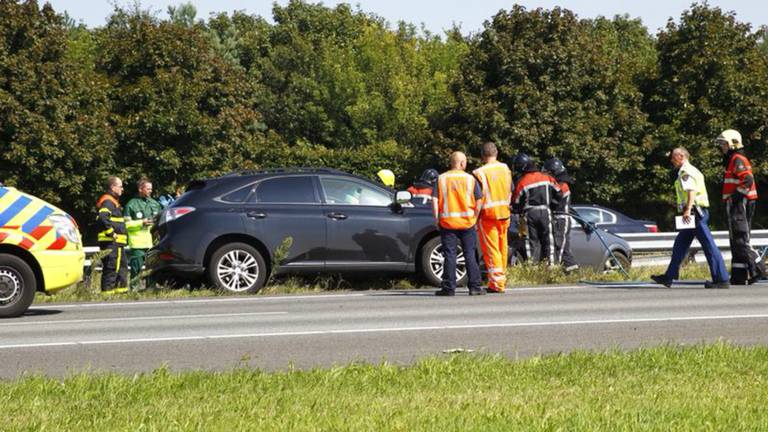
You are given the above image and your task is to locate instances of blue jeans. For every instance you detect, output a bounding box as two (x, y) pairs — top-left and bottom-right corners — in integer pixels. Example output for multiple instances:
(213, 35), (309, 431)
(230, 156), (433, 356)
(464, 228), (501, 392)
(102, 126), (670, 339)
(440, 227), (482, 292)
(664, 208), (729, 283)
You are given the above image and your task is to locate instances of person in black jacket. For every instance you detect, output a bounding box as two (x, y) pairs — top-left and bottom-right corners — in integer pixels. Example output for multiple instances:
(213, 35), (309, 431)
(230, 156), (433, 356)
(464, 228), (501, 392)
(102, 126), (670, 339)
(96, 176), (129, 294)
(543, 157), (578, 273)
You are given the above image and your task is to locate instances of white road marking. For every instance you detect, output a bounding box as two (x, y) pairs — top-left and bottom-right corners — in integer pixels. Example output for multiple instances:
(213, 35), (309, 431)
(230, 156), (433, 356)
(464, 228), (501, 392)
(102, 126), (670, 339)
(46, 293), (368, 309)
(0, 311), (287, 327)
(2, 313), (767, 350)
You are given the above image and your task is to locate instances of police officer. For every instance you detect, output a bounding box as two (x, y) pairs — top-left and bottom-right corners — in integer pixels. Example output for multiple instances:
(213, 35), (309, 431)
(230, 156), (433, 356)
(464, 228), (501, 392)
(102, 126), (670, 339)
(512, 153), (561, 264)
(96, 176), (129, 294)
(432, 151), (484, 296)
(651, 147), (729, 288)
(543, 157), (578, 273)
(473, 142), (513, 293)
(717, 129), (766, 284)
(124, 178), (162, 290)
(407, 169), (438, 204)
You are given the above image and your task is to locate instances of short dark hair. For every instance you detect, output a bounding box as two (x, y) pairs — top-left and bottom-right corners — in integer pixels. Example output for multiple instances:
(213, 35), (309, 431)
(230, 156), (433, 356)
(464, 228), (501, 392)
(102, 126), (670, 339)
(137, 177), (152, 189)
(106, 176), (121, 191)
(480, 142), (498, 158)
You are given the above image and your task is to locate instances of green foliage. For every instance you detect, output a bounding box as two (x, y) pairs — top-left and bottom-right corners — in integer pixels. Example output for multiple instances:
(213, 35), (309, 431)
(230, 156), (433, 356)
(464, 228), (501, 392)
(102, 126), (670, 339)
(445, 6), (655, 206)
(3, 1), (768, 234)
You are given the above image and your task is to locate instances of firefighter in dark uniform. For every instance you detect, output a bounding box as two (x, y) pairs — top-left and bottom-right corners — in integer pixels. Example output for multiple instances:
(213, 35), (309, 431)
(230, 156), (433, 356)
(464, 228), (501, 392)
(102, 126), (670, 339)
(407, 169), (439, 205)
(717, 129), (766, 284)
(97, 176), (129, 294)
(543, 157), (579, 273)
(511, 153), (561, 264)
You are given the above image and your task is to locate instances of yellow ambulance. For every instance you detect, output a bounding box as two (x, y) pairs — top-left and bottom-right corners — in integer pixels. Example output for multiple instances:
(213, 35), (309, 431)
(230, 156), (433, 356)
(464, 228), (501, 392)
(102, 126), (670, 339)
(0, 185), (84, 317)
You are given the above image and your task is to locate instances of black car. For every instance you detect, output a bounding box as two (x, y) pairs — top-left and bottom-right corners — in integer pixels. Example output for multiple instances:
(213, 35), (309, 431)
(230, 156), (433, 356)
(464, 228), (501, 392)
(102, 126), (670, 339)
(148, 168), (631, 293)
(571, 204), (658, 234)
(148, 168), (452, 293)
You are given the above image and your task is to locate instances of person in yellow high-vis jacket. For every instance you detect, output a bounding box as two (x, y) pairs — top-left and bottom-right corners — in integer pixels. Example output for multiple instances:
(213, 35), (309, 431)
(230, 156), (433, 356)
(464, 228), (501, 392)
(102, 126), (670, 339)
(125, 178), (162, 290)
(473, 142), (513, 293)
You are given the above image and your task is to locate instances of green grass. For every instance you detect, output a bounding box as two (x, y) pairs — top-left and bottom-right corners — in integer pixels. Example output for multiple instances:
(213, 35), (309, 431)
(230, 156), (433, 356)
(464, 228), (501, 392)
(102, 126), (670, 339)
(35, 262), (715, 303)
(2, 342), (767, 430)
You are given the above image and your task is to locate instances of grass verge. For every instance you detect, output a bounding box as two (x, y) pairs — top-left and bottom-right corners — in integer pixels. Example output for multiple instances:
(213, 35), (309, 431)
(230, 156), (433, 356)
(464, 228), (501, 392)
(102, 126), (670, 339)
(2, 342), (767, 430)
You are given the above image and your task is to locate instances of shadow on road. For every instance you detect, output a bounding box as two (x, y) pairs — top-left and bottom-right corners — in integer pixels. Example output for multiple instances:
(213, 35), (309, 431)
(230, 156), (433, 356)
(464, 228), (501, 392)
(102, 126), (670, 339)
(22, 308), (63, 317)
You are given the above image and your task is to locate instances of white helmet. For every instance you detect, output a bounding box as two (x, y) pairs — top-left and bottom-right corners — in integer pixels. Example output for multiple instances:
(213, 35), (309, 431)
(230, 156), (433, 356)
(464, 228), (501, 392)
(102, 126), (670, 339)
(716, 129), (743, 149)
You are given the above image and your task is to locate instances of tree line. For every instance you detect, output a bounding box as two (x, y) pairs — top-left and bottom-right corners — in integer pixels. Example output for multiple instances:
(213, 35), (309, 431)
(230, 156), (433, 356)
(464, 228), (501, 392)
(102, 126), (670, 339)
(2, 0), (768, 237)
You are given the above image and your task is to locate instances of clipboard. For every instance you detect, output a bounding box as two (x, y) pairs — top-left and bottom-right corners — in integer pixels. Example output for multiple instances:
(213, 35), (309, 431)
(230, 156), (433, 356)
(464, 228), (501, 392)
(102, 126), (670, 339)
(675, 215), (695, 230)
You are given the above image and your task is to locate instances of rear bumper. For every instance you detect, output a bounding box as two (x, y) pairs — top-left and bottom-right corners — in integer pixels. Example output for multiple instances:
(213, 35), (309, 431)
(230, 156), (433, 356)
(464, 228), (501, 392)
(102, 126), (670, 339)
(145, 248), (205, 279)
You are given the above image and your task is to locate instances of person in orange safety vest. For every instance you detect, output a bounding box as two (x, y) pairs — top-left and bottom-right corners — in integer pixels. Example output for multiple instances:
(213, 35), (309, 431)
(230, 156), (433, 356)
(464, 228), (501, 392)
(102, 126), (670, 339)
(717, 129), (766, 284)
(472, 142), (513, 293)
(432, 152), (484, 296)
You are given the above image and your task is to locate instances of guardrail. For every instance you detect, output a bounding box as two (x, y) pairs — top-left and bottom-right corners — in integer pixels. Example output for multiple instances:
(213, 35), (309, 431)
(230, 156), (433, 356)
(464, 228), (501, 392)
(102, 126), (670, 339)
(620, 229), (768, 252)
(83, 229), (768, 269)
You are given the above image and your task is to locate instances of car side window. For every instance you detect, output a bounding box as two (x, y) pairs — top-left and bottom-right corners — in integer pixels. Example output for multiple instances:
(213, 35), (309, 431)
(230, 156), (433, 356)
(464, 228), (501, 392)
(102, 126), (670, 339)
(320, 178), (391, 206)
(575, 208), (602, 224)
(600, 210), (617, 224)
(221, 185), (254, 203)
(252, 176), (318, 204)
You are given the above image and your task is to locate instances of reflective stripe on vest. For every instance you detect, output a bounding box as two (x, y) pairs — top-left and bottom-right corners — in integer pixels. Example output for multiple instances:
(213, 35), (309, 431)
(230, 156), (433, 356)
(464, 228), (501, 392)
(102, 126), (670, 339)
(722, 153), (757, 201)
(438, 171), (477, 230)
(473, 162), (512, 220)
(674, 161), (709, 211)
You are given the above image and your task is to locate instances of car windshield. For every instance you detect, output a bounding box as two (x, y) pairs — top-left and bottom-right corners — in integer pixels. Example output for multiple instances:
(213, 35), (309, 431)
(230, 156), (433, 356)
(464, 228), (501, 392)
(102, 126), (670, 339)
(320, 177), (391, 206)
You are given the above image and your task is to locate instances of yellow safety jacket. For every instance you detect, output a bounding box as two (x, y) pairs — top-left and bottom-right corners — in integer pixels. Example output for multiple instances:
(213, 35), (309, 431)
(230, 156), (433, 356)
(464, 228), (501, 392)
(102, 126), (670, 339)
(675, 161), (709, 212)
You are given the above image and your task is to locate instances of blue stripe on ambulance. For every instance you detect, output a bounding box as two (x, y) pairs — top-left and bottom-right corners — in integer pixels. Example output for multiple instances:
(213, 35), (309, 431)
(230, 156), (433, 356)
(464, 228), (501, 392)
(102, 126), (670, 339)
(0, 187), (7, 200)
(21, 206), (54, 234)
(0, 196), (33, 227)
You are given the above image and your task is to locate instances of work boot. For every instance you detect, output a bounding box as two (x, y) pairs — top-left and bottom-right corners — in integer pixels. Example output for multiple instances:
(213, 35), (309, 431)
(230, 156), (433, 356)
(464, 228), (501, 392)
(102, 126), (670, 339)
(705, 280), (730, 289)
(486, 287), (504, 294)
(650, 274), (673, 288)
(434, 289), (455, 296)
(468, 288), (486, 296)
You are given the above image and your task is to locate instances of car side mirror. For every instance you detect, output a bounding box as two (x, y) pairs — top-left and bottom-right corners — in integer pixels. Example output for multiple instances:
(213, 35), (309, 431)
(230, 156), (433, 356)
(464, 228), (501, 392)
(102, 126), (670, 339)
(395, 191), (412, 204)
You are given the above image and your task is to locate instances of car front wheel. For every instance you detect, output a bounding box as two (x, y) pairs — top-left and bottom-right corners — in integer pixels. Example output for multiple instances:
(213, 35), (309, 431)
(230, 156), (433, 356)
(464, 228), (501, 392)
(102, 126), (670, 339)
(208, 242), (267, 294)
(0, 254), (36, 318)
(604, 251), (631, 273)
(420, 236), (469, 287)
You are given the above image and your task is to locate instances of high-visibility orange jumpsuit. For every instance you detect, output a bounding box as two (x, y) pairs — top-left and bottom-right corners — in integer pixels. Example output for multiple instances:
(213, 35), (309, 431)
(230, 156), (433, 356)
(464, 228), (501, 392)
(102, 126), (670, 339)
(473, 162), (512, 292)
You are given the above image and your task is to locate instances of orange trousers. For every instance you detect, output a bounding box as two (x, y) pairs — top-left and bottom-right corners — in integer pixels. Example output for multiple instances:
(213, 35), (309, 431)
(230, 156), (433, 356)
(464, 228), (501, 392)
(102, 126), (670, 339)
(478, 217), (510, 291)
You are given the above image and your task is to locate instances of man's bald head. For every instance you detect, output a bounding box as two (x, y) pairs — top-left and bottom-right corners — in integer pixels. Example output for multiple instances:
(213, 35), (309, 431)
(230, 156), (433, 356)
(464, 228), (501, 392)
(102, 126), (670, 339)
(450, 151), (467, 170)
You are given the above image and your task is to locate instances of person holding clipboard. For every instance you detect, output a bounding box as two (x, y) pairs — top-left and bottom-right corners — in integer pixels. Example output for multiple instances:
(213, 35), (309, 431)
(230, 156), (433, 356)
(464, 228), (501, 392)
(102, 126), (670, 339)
(651, 147), (730, 289)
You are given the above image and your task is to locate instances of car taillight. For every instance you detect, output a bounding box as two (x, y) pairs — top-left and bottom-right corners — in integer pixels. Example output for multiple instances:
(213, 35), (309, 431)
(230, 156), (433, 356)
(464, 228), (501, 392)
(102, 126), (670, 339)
(645, 224), (658, 233)
(159, 207), (195, 225)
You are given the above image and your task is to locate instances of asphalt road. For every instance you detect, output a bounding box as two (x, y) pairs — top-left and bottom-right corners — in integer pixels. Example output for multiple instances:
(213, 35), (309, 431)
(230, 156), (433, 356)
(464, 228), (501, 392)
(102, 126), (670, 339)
(2, 283), (768, 378)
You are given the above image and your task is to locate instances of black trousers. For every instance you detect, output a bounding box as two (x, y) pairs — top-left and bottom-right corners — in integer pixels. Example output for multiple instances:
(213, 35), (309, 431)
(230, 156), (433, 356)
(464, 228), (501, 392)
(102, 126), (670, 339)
(100, 241), (128, 291)
(553, 216), (578, 270)
(439, 228), (482, 292)
(525, 208), (554, 264)
(726, 198), (766, 283)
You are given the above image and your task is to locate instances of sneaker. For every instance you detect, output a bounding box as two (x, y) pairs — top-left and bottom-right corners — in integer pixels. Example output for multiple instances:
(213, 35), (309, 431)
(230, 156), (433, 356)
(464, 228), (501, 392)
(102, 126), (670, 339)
(469, 288), (486, 296)
(434, 289), (455, 296)
(705, 280), (730, 289)
(650, 274), (673, 287)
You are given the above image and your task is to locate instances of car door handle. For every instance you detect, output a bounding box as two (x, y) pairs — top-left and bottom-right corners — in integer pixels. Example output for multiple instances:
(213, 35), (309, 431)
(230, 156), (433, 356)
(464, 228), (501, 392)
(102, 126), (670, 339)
(327, 212), (348, 220)
(246, 211), (267, 219)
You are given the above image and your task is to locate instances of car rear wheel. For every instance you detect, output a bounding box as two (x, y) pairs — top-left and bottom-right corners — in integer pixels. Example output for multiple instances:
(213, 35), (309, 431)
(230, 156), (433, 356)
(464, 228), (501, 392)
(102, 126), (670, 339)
(208, 243), (267, 294)
(420, 237), (468, 287)
(0, 254), (36, 318)
(604, 251), (631, 273)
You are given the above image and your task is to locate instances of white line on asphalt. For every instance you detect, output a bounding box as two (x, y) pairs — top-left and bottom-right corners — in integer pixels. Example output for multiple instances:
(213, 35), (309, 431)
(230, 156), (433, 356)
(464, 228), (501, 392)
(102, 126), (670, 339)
(3, 313), (768, 350)
(47, 293), (369, 309)
(0, 312), (287, 327)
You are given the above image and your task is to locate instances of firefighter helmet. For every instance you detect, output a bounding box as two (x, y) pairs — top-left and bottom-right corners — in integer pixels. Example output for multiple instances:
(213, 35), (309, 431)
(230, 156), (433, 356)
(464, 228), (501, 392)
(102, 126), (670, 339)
(513, 153), (536, 174)
(543, 157), (566, 177)
(418, 169), (439, 187)
(716, 129), (743, 150)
